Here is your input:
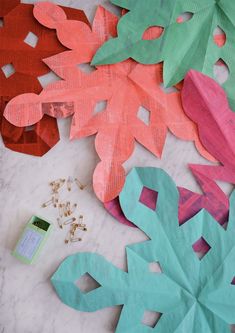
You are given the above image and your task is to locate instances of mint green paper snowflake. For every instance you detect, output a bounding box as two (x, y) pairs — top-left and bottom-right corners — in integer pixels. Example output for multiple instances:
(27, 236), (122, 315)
(51, 167), (235, 332)
(92, 0), (235, 111)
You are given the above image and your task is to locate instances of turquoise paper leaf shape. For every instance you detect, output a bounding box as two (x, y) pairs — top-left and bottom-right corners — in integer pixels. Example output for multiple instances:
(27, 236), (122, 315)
(51, 167), (235, 332)
(92, 0), (235, 111)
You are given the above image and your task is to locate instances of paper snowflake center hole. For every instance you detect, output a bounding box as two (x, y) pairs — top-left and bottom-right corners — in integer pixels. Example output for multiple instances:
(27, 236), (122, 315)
(139, 186), (158, 211)
(160, 83), (179, 94)
(231, 325), (235, 333)
(76, 273), (101, 294)
(38, 71), (61, 88)
(192, 237), (211, 260)
(42, 101), (74, 118)
(94, 100), (107, 115)
(213, 58), (229, 84)
(176, 12), (193, 24)
(213, 26), (226, 47)
(1, 63), (15, 78)
(24, 32), (39, 48)
(137, 106), (150, 126)
(78, 63), (96, 74)
(0, 18), (3, 28)
(142, 26), (164, 40)
(149, 262), (162, 274)
(142, 310), (162, 328)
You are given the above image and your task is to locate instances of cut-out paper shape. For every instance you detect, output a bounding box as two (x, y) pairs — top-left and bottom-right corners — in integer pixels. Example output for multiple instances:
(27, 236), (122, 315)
(92, 0), (235, 112)
(142, 310), (162, 328)
(24, 31), (39, 48)
(105, 167), (229, 253)
(213, 58), (230, 85)
(4, 2), (212, 201)
(1, 63), (15, 78)
(0, 0), (89, 156)
(214, 33), (226, 48)
(76, 273), (101, 294)
(51, 167), (235, 332)
(105, 70), (235, 251)
(182, 69), (235, 190)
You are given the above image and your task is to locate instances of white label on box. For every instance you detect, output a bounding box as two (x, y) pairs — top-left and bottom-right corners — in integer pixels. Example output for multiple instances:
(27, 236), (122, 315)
(16, 229), (43, 260)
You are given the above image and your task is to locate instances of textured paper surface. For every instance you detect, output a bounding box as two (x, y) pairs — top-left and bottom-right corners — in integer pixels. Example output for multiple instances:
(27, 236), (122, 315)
(0, 0), (88, 156)
(0, 0), (19, 16)
(93, 0), (235, 111)
(182, 69), (235, 189)
(4, 2), (211, 201)
(51, 167), (235, 332)
(0, 111), (59, 157)
(105, 167), (229, 253)
(105, 70), (233, 251)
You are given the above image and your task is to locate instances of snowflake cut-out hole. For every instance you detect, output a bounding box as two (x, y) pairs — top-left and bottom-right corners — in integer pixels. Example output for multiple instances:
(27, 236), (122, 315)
(142, 310), (162, 328)
(149, 262), (162, 274)
(94, 100), (107, 115)
(24, 32), (39, 48)
(192, 237), (211, 260)
(142, 26), (164, 40)
(1, 63), (15, 78)
(38, 71), (61, 88)
(78, 63), (96, 74)
(213, 26), (226, 47)
(160, 83), (179, 94)
(231, 277), (235, 285)
(76, 273), (101, 294)
(139, 186), (158, 211)
(0, 18), (3, 28)
(176, 12), (194, 23)
(137, 106), (150, 126)
(213, 58), (229, 84)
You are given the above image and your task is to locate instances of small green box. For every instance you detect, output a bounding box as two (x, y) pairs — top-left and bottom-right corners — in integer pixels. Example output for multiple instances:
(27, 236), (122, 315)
(12, 215), (53, 265)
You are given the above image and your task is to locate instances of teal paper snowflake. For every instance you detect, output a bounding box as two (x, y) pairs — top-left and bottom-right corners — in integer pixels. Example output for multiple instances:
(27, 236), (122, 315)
(92, 0), (235, 111)
(51, 167), (235, 332)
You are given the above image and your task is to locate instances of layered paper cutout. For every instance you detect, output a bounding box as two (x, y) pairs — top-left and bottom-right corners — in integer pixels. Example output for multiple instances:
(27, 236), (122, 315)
(106, 70), (234, 252)
(0, 111), (59, 156)
(182, 70), (235, 190)
(4, 2), (211, 201)
(51, 167), (235, 332)
(105, 167), (229, 253)
(0, 0), (88, 156)
(93, 0), (235, 111)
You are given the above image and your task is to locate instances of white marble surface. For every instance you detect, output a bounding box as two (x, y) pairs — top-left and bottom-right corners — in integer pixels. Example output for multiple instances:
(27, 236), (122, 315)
(0, 1), (234, 332)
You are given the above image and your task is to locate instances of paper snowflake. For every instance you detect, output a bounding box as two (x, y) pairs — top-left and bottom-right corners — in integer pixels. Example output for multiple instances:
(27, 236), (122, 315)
(93, 0), (235, 111)
(105, 70), (235, 254)
(0, 0), (88, 156)
(105, 166), (229, 254)
(51, 167), (235, 332)
(4, 2), (211, 201)
(182, 70), (235, 190)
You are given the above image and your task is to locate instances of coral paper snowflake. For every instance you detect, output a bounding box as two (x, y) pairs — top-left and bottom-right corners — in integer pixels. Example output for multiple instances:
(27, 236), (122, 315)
(4, 2), (211, 201)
